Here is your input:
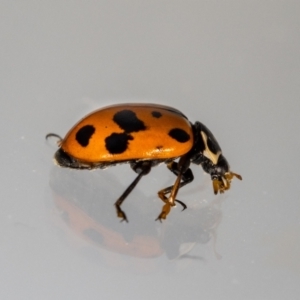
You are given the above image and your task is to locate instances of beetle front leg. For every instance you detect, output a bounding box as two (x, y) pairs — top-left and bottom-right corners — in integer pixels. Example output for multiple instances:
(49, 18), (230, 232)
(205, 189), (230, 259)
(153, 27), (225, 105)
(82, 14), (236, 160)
(156, 157), (193, 221)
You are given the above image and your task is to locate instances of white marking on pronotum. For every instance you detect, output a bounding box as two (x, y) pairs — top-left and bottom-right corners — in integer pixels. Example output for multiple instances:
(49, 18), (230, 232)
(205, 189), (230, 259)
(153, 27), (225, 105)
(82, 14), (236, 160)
(200, 131), (221, 165)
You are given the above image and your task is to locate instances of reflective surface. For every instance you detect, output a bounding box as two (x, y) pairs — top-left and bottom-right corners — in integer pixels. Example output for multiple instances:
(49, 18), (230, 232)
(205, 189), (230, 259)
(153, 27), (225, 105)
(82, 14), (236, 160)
(1, 1), (300, 299)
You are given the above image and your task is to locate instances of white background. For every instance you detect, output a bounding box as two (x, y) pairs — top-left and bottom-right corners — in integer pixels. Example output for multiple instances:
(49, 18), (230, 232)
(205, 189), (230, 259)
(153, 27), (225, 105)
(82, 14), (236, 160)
(1, 1), (300, 299)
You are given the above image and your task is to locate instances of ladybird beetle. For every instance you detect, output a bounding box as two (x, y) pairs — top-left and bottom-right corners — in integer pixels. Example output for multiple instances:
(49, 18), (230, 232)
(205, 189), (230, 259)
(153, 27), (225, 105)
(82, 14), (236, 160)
(46, 103), (242, 222)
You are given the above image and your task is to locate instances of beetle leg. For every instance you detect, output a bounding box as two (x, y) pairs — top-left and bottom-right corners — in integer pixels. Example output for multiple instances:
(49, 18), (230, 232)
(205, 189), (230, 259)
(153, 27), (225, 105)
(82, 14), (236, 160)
(156, 157), (194, 221)
(158, 161), (194, 207)
(45, 133), (63, 146)
(114, 161), (151, 222)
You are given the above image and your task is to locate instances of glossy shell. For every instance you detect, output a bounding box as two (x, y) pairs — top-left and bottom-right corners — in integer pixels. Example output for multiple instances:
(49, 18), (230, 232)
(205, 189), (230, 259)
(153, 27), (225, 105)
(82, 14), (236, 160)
(60, 103), (194, 163)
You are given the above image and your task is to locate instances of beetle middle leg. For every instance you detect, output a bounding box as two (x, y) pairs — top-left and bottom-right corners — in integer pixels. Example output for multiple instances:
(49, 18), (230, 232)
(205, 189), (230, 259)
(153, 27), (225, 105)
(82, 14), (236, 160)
(114, 161), (151, 222)
(156, 156), (194, 221)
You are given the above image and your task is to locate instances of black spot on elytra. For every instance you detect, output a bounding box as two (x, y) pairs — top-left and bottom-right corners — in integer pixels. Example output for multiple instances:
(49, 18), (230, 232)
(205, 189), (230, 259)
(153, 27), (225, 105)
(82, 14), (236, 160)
(169, 128), (190, 143)
(105, 132), (134, 154)
(113, 110), (146, 133)
(151, 111), (162, 118)
(76, 125), (95, 147)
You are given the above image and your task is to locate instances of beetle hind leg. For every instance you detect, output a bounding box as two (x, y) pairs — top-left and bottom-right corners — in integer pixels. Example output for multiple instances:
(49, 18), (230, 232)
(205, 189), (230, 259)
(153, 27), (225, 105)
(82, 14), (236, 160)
(114, 161), (151, 222)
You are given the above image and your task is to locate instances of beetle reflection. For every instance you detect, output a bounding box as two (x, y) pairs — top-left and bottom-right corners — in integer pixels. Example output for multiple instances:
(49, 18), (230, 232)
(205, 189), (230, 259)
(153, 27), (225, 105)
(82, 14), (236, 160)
(49, 167), (223, 261)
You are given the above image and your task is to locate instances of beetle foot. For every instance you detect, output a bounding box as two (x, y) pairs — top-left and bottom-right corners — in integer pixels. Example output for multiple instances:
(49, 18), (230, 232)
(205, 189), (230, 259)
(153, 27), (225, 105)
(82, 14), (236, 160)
(115, 205), (128, 223)
(156, 203), (171, 221)
(175, 199), (187, 211)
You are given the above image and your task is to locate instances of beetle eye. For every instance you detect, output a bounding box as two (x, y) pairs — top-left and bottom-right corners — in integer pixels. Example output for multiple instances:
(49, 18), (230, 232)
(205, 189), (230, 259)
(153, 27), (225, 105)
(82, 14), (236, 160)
(216, 154), (229, 173)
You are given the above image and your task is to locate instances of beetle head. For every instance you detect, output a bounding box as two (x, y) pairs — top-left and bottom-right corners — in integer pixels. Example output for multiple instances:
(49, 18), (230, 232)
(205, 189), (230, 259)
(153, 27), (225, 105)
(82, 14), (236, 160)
(209, 154), (242, 194)
(191, 122), (242, 194)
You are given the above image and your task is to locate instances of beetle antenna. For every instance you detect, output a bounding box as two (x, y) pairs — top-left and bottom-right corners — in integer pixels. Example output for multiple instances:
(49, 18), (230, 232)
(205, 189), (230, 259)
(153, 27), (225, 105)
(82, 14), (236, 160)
(45, 133), (63, 146)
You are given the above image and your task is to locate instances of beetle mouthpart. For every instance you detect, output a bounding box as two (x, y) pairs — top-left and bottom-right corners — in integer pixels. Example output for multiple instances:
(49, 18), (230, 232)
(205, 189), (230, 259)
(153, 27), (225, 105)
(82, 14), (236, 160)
(212, 172), (242, 194)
